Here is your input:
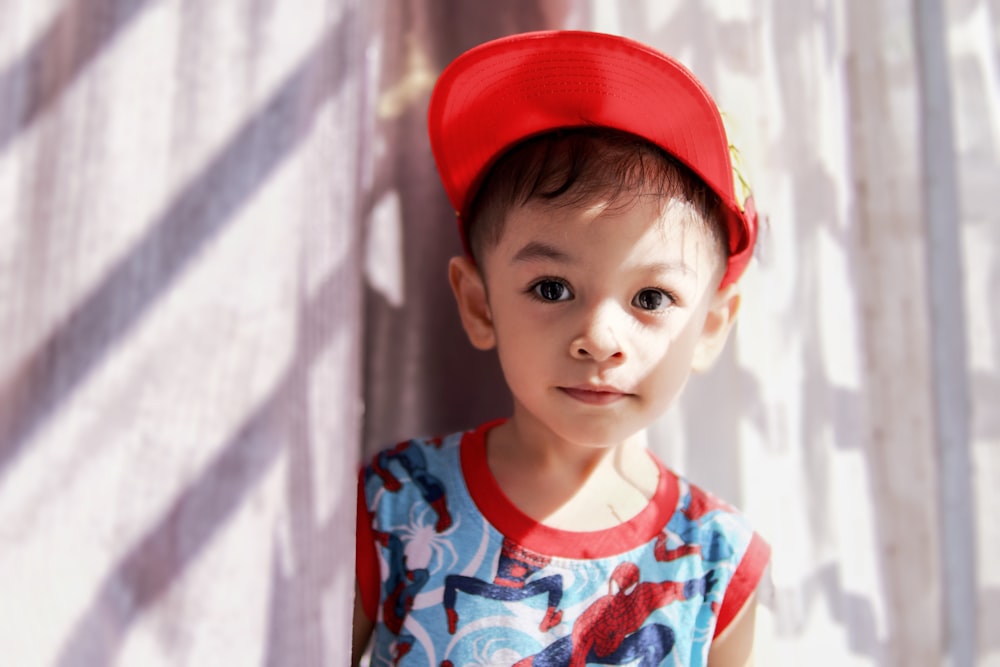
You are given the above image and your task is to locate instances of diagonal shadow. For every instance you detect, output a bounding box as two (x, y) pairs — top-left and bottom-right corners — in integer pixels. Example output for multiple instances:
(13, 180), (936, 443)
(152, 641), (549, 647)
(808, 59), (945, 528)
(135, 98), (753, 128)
(53, 354), (289, 667)
(0, 11), (354, 478)
(54, 243), (356, 666)
(0, 0), (156, 155)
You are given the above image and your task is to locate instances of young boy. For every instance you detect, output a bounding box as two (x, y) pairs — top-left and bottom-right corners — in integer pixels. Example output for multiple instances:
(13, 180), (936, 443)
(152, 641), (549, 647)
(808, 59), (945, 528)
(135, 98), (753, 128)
(354, 31), (770, 666)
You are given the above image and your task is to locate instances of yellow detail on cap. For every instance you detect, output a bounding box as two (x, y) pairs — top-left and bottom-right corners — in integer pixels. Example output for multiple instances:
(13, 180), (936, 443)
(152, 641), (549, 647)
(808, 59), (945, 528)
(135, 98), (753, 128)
(720, 111), (754, 212)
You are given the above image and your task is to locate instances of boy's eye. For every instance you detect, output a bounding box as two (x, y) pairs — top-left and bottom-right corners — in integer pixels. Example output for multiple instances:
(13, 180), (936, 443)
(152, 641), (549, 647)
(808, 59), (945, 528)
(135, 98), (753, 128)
(532, 280), (572, 302)
(633, 288), (671, 311)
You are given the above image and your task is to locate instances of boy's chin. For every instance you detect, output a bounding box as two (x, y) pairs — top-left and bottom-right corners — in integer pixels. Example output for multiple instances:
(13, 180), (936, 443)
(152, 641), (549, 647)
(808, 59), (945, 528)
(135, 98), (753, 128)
(506, 396), (658, 448)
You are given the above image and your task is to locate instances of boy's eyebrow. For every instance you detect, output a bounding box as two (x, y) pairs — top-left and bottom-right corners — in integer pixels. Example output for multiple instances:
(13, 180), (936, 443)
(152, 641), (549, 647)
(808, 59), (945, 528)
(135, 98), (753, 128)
(511, 241), (572, 264)
(642, 261), (695, 276)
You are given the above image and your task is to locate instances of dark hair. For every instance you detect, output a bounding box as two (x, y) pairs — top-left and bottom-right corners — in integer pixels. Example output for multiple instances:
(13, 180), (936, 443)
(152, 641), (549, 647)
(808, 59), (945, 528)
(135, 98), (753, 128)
(464, 127), (727, 263)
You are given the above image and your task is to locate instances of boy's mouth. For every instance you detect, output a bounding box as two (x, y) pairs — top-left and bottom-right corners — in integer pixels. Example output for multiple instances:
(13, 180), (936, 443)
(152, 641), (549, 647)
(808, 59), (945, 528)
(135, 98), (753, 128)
(558, 385), (631, 405)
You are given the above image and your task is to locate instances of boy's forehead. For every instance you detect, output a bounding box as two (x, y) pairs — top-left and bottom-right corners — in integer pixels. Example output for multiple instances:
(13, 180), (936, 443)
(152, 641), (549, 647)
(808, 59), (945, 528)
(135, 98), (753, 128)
(505, 194), (704, 233)
(496, 195), (720, 262)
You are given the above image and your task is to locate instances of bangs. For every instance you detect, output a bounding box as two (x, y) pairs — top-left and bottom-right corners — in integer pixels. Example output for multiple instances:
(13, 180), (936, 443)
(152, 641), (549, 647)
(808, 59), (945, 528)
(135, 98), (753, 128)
(465, 128), (725, 261)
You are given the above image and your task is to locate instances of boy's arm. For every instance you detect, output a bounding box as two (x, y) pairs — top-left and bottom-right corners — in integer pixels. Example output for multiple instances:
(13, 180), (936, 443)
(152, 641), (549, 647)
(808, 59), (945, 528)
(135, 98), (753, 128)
(354, 469), (378, 666)
(351, 582), (374, 667)
(707, 591), (758, 667)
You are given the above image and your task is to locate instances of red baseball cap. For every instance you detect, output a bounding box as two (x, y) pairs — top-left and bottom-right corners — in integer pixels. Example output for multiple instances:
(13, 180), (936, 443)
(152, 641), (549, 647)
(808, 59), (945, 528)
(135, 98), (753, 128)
(427, 30), (758, 287)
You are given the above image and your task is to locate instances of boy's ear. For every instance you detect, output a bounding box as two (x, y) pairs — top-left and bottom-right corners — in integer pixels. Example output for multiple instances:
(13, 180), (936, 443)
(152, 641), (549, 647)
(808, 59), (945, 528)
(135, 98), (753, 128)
(448, 256), (496, 350)
(691, 282), (742, 372)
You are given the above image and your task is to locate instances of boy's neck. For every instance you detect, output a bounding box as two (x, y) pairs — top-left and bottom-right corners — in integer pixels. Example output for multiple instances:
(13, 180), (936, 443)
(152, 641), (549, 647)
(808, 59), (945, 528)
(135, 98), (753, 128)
(484, 409), (659, 531)
(492, 414), (645, 475)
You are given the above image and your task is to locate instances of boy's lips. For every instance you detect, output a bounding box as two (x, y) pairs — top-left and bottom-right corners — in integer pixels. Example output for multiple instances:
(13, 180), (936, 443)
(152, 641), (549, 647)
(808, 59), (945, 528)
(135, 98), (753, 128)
(558, 385), (632, 405)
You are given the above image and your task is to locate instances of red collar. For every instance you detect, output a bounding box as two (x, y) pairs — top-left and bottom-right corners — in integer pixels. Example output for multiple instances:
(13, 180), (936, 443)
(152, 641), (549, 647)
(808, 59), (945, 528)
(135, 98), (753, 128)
(460, 419), (679, 559)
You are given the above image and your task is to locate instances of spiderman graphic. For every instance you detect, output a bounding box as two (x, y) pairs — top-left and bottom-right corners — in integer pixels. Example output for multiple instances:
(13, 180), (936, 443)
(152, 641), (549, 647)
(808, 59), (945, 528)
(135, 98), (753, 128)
(374, 529), (429, 664)
(368, 439), (452, 532)
(514, 562), (717, 667)
(443, 538), (564, 635)
(654, 528), (733, 565)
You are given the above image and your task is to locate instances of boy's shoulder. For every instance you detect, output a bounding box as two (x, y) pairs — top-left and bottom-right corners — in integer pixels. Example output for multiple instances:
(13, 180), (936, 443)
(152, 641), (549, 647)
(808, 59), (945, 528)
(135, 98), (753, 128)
(362, 427), (472, 470)
(361, 429), (465, 485)
(370, 432), (459, 455)
(672, 473), (742, 522)
(363, 420), (501, 467)
(661, 466), (758, 544)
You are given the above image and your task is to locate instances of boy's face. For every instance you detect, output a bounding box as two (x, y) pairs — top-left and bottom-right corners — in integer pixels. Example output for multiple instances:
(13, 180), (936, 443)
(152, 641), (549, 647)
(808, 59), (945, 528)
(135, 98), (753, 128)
(450, 195), (739, 449)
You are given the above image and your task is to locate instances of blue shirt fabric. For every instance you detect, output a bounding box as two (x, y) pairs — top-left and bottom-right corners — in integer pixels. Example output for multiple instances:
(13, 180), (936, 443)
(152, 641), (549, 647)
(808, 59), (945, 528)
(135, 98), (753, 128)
(357, 421), (769, 666)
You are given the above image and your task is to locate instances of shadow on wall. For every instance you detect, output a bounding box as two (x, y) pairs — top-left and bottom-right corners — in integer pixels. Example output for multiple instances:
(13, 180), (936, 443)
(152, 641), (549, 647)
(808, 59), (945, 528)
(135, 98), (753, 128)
(0, 5), (357, 476)
(0, 0), (161, 481)
(0, 3), (361, 663)
(0, 0), (155, 154)
(57, 260), (361, 665)
(361, 0), (578, 455)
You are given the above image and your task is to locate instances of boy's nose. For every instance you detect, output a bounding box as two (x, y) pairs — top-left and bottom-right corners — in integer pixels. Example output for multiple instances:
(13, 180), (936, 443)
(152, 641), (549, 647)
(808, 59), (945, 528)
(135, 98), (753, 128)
(570, 306), (626, 363)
